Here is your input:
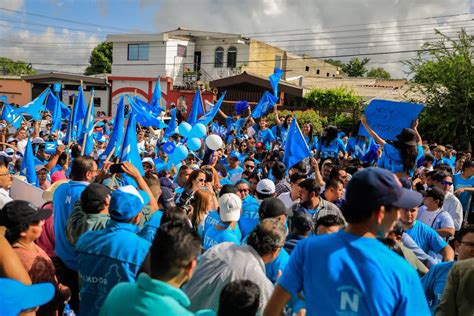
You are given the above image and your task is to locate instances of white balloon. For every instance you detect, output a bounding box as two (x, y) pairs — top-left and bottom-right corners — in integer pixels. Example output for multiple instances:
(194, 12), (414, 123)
(205, 134), (223, 151)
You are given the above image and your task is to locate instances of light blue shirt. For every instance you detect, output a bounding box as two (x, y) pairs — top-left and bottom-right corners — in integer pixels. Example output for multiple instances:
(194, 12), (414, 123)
(317, 138), (346, 159)
(203, 224), (241, 251)
(378, 144), (423, 176)
(238, 196), (260, 238)
(453, 173), (473, 213)
(279, 230), (430, 316)
(405, 221), (448, 257)
(421, 261), (455, 314)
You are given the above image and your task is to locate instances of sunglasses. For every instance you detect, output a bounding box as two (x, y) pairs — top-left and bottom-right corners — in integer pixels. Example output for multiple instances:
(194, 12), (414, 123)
(441, 181), (453, 186)
(245, 164), (255, 169)
(197, 178), (206, 183)
(239, 189), (249, 193)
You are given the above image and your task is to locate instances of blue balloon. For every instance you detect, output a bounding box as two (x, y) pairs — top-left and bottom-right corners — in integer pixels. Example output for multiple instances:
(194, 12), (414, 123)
(190, 123), (207, 138)
(187, 137), (201, 151)
(178, 122), (192, 137)
(173, 144), (189, 161)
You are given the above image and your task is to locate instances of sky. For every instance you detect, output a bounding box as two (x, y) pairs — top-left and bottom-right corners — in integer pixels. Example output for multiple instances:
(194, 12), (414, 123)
(0, 0), (473, 77)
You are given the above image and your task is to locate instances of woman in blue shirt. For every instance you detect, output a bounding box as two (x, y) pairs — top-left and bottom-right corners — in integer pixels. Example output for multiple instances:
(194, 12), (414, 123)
(272, 109), (292, 144)
(361, 115), (423, 178)
(316, 125), (346, 160)
(302, 122), (318, 151)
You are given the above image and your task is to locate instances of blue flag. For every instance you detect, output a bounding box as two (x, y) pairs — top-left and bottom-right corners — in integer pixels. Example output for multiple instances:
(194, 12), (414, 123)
(50, 92), (63, 133)
(127, 95), (167, 128)
(235, 100), (249, 115)
(81, 90), (95, 156)
(45, 91), (71, 120)
(283, 117), (311, 168)
(71, 86), (88, 140)
(20, 138), (37, 185)
(197, 92), (226, 126)
(164, 107), (177, 138)
(135, 97), (162, 116)
(16, 88), (49, 120)
(2, 103), (23, 129)
(150, 77), (163, 110)
(187, 88), (204, 125)
(102, 96), (125, 159)
(120, 112), (145, 186)
(251, 91), (278, 119)
(269, 67), (283, 98)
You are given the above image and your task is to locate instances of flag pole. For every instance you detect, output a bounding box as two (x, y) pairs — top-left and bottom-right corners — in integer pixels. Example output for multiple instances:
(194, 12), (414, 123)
(80, 89), (94, 156)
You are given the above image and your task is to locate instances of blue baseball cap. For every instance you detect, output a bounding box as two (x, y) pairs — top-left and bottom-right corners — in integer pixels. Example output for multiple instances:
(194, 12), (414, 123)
(0, 278), (55, 315)
(344, 167), (422, 212)
(229, 151), (240, 159)
(109, 185), (150, 221)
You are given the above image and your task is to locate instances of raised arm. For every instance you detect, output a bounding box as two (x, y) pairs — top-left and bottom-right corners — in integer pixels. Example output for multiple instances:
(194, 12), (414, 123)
(412, 119), (422, 146)
(273, 105), (281, 126)
(217, 109), (229, 120)
(360, 114), (385, 146)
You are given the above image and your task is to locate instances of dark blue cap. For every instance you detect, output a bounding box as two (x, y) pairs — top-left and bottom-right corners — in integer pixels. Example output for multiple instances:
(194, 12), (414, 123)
(345, 167), (422, 211)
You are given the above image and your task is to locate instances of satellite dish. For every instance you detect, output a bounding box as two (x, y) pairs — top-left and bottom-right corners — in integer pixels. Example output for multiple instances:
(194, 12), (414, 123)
(27, 63), (33, 70)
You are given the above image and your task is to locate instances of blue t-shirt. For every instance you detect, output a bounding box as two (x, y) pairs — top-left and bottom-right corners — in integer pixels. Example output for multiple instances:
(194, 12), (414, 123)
(421, 261), (455, 314)
(203, 224), (241, 251)
(453, 173), (473, 212)
(225, 117), (246, 135)
(378, 143), (423, 176)
(405, 221), (448, 256)
(317, 138), (346, 159)
(433, 157), (454, 168)
(53, 180), (89, 270)
(238, 196), (260, 238)
(227, 166), (243, 183)
(271, 124), (289, 144)
(278, 230), (430, 316)
(346, 136), (374, 159)
(204, 211), (221, 234)
(255, 128), (275, 150)
(265, 247), (290, 284)
(304, 135), (318, 151)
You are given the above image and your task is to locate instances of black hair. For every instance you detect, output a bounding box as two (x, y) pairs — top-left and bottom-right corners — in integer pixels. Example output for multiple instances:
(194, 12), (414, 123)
(150, 221), (201, 281)
(462, 160), (473, 171)
(247, 218), (286, 256)
(70, 144), (82, 159)
(256, 191), (273, 200)
(455, 226), (474, 242)
(5, 223), (30, 244)
(378, 238), (405, 258)
(298, 178), (320, 196)
(325, 178), (343, 190)
(272, 162), (286, 181)
(160, 207), (189, 226)
(328, 166), (345, 181)
(432, 170), (451, 183)
(322, 125), (338, 147)
(220, 184), (237, 197)
(218, 280), (260, 316)
(315, 214), (345, 230)
(395, 143), (418, 173)
(289, 172), (306, 184)
(290, 161), (306, 174)
(69, 156), (96, 181)
(390, 221), (405, 237)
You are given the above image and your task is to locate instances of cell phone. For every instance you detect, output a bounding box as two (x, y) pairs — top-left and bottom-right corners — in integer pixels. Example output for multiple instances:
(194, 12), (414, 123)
(109, 163), (124, 174)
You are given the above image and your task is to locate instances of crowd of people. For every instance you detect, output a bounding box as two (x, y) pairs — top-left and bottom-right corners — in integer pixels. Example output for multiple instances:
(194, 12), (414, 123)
(0, 100), (473, 316)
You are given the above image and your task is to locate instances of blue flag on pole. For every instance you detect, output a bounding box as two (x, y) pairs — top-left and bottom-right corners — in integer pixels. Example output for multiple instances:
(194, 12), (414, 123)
(102, 96), (125, 159)
(120, 112), (145, 186)
(127, 95), (167, 128)
(81, 90), (95, 156)
(197, 92), (226, 126)
(251, 91), (278, 119)
(283, 117), (311, 168)
(45, 91), (71, 119)
(16, 88), (49, 120)
(269, 67), (283, 98)
(2, 103), (23, 129)
(150, 77), (163, 110)
(50, 92), (63, 133)
(187, 88), (204, 125)
(135, 97), (162, 116)
(72, 86), (88, 140)
(20, 138), (38, 185)
(164, 107), (177, 138)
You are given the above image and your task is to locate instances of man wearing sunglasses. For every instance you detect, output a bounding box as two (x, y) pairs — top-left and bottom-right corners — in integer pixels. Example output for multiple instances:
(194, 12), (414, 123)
(432, 171), (463, 231)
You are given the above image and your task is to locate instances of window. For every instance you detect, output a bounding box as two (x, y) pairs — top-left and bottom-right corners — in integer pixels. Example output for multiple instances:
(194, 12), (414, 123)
(275, 55), (282, 69)
(305, 66), (310, 72)
(215, 47), (224, 68)
(316, 69), (320, 75)
(326, 72), (330, 77)
(94, 97), (101, 107)
(177, 44), (187, 58)
(128, 43), (149, 61)
(227, 47), (237, 68)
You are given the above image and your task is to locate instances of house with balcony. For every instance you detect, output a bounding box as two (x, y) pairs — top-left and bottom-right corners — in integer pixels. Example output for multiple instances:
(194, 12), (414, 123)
(106, 27), (340, 115)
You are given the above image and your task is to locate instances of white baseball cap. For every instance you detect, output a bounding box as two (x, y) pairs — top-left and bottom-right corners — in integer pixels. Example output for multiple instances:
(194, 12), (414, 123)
(256, 179), (276, 195)
(218, 193), (242, 222)
(142, 157), (155, 168)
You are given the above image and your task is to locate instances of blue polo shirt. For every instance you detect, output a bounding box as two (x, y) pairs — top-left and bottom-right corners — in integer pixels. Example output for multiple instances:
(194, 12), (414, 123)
(279, 230), (430, 316)
(453, 173), (473, 212)
(379, 144), (423, 176)
(238, 196), (260, 238)
(76, 220), (151, 316)
(317, 138), (346, 159)
(53, 180), (89, 270)
(255, 128), (275, 150)
(405, 221), (448, 256)
(421, 261), (455, 314)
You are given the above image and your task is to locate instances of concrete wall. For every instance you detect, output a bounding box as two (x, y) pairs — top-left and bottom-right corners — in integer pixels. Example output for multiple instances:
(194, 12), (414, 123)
(245, 40), (285, 77)
(285, 52), (340, 79)
(111, 41), (167, 77)
(0, 77), (31, 106)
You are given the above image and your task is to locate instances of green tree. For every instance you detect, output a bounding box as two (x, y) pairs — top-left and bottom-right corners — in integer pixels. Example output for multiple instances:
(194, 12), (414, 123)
(366, 67), (391, 79)
(405, 29), (473, 150)
(267, 109), (324, 133)
(0, 57), (36, 75)
(84, 41), (112, 75)
(342, 57), (370, 77)
(303, 87), (362, 125)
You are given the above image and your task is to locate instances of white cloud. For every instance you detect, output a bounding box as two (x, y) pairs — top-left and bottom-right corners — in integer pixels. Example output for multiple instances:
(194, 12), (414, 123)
(0, 0), (25, 11)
